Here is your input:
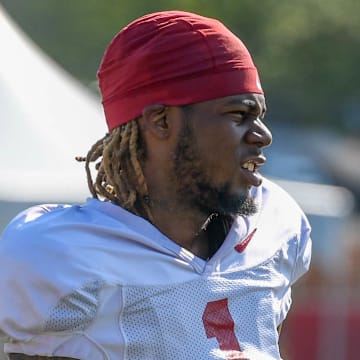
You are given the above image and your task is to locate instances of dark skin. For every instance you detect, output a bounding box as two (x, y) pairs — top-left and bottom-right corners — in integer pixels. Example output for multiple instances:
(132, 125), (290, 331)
(139, 93), (271, 258)
(9, 94), (280, 359)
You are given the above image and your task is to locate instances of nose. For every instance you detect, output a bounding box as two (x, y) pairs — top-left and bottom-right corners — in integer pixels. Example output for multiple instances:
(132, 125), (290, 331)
(245, 118), (272, 148)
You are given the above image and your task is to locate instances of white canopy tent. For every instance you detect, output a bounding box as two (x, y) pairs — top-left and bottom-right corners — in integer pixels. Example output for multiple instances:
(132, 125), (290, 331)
(0, 5), (106, 209)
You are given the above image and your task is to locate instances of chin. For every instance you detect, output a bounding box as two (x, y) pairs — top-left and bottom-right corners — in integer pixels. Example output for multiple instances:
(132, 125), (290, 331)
(211, 184), (257, 217)
(231, 184), (252, 200)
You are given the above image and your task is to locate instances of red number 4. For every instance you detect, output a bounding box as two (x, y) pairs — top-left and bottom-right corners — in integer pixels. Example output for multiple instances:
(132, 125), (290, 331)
(202, 298), (249, 360)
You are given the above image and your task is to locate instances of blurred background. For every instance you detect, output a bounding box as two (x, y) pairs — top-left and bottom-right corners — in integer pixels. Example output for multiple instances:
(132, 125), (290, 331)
(0, 1), (359, 359)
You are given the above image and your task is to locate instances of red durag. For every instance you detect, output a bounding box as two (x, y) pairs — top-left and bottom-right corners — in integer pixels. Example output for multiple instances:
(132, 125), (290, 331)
(98, 10), (263, 130)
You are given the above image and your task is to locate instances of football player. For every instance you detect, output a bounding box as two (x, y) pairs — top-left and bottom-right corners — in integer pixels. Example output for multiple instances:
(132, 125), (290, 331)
(0, 10), (311, 360)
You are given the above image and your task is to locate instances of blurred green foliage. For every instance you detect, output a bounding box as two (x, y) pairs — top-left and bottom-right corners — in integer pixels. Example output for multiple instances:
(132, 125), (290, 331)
(2, 0), (359, 131)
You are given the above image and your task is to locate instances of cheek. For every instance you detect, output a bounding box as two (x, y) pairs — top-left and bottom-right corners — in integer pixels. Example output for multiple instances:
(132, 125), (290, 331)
(201, 126), (242, 161)
(199, 141), (240, 183)
(191, 117), (245, 181)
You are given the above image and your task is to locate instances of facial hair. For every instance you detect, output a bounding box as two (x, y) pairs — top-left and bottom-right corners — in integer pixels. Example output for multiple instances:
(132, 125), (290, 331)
(172, 117), (258, 217)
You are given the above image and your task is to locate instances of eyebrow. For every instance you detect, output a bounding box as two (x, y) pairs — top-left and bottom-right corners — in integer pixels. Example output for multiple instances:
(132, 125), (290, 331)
(222, 98), (267, 114)
(222, 98), (256, 107)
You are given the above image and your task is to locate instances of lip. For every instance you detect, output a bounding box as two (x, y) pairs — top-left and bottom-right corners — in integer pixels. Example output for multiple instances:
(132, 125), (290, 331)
(240, 155), (266, 187)
(243, 155), (266, 166)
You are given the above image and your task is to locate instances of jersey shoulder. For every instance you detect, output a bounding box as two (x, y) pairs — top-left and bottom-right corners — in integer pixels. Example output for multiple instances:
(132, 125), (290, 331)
(253, 177), (311, 233)
(248, 178), (312, 283)
(0, 204), (97, 339)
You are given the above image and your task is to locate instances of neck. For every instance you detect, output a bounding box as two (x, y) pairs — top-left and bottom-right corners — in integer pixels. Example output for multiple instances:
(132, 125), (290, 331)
(146, 197), (213, 258)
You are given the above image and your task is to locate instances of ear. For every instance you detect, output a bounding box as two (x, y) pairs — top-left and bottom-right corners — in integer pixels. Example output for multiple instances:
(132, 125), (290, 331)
(140, 104), (170, 139)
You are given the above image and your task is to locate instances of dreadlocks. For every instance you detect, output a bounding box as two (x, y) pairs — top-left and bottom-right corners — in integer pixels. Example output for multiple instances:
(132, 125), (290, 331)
(76, 120), (154, 223)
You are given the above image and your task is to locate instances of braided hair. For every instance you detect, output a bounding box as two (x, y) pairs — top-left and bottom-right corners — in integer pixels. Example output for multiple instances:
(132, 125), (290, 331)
(76, 120), (154, 222)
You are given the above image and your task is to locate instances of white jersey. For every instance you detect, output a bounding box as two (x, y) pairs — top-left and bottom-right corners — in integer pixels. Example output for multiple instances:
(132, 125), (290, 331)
(0, 178), (311, 360)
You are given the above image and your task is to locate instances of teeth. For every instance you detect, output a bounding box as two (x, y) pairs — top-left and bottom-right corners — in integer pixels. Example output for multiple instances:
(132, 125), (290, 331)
(242, 161), (255, 172)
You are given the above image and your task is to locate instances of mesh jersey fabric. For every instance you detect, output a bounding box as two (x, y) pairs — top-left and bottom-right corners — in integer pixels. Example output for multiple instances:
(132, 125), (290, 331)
(0, 178), (311, 360)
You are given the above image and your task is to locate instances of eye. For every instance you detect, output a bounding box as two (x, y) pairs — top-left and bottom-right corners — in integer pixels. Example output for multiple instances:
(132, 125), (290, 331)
(228, 110), (249, 124)
(234, 110), (248, 117)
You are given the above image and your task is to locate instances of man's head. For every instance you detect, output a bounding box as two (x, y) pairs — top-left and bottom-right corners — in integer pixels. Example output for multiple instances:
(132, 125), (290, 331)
(81, 11), (272, 221)
(170, 93), (271, 217)
(98, 10), (263, 130)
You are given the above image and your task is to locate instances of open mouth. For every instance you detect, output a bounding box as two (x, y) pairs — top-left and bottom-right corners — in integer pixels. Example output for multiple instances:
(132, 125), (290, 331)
(241, 160), (257, 172)
(240, 158), (265, 186)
